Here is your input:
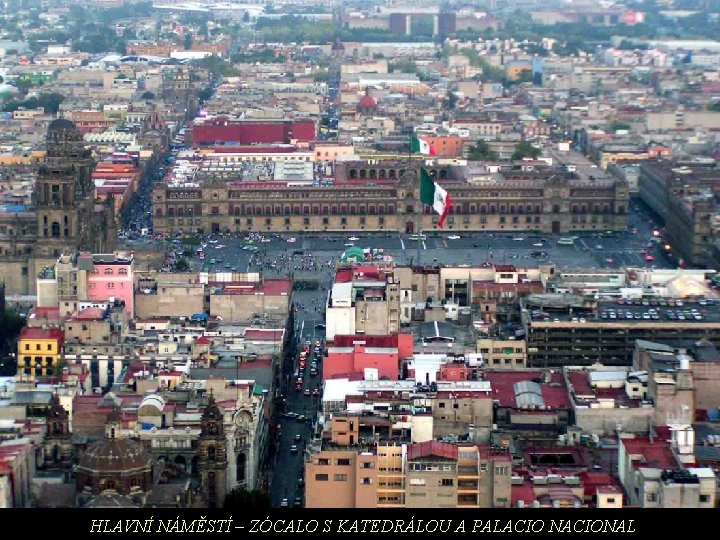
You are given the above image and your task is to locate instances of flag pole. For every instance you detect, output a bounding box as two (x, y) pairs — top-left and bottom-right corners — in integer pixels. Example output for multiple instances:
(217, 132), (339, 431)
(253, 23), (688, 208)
(411, 130), (421, 266)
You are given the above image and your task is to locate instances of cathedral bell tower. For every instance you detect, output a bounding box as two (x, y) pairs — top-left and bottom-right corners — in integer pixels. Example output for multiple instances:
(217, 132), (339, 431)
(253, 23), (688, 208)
(43, 393), (73, 469)
(35, 119), (96, 258)
(198, 394), (228, 508)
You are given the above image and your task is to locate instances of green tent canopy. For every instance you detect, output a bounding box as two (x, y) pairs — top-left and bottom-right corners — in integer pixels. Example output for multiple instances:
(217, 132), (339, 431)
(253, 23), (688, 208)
(340, 246), (365, 262)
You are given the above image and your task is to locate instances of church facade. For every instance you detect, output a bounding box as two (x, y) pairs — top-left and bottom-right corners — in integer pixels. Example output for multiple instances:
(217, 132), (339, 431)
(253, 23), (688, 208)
(0, 120), (115, 295)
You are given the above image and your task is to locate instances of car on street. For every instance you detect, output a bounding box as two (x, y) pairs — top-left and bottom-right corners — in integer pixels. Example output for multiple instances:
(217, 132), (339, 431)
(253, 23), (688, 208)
(294, 383), (302, 392)
(294, 434), (301, 442)
(290, 445), (298, 453)
(312, 388), (319, 397)
(533, 242), (544, 247)
(448, 235), (461, 240)
(348, 236), (359, 241)
(513, 237), (525, 241)
(645, 255), (655, 262)
(304, 389), (311, 396)
(315, 323), (326, 330)
(287, 237), (296, 243)
(294, 497), (302, 507)
(298, 476), (304, 486)
(280, 498), (289, 507)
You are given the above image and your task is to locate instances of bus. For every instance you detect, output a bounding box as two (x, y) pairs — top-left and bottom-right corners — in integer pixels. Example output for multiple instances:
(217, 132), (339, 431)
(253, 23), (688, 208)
(557, 237), (575, 246)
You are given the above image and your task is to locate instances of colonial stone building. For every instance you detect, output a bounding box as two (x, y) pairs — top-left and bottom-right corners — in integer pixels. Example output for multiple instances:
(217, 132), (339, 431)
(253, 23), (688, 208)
(152, 162), (628, 236)
(197, 394), (228, 508)
(0, 120), (115, 294)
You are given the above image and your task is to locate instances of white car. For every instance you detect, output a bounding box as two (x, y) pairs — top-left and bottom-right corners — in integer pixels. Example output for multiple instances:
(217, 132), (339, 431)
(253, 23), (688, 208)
(287, 237), (296, 243)
(208, 239), (218, 244)
(344, 242), (355, 247)
(533, 242), (544, 247)
(513, 237), (525, 241)
(348, 236), (359, 241)
(448, 235), (461, 240)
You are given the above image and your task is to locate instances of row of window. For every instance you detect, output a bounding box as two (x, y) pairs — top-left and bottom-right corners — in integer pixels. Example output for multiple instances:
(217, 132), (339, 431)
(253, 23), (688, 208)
(314, 474), (347, 481)
(89, 268), (128, 275)
(316, 458), (351, 466)
(23, 343), (54, 351)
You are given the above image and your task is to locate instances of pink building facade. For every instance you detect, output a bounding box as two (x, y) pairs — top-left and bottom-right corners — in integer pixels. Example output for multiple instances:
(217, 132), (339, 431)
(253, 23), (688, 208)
(85, 253), (134, 317)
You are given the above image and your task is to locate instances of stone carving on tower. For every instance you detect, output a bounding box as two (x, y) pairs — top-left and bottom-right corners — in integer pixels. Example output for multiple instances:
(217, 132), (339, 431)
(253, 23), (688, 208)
(43, 393), (73, 469)
(198, 394), (228, 508)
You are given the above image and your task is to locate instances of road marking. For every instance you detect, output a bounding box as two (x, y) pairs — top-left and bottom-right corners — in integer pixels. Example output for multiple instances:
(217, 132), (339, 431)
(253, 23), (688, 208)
(400, 238), (405, 250)
(422, 241), (427, 250)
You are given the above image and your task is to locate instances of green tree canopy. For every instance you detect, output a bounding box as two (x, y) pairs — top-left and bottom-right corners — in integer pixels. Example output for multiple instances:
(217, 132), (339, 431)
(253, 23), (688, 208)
(512, 141), (541, 160)
(468, 140), (499, 161)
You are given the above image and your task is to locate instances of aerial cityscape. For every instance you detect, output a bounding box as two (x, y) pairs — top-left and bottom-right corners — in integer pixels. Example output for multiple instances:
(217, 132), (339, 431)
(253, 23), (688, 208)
(0, 0), (719, 510)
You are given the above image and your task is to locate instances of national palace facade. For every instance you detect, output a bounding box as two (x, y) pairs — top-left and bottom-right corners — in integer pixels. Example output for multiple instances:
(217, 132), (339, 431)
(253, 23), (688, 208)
(152, 161), (629, 235)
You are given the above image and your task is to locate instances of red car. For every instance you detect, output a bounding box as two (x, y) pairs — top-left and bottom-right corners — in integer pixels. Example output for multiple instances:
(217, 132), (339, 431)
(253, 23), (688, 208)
(295, 383), (303, 392)
(312, 389), (320, 397)
(645, 255), (655, 262)
(299, 360), (306, 369)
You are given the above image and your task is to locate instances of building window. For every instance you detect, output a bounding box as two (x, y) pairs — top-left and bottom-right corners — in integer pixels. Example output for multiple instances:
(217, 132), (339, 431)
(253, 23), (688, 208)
(104, 268), (113, 274)
(318, 458), (329, 465)
(647, 493), (657, 502)
(334, 474), (348, 481)
(337, 459), (351, 466)
(495, 466), (509, 475)
(118, 268), (128, 275)
(361, 478), (372, 485)
(441, 479), (453, 486)
(700, 495), (710, 503)
(607, 498), (616, 504)
(480, 463), (488, 472)
(315, 474), (329, 481)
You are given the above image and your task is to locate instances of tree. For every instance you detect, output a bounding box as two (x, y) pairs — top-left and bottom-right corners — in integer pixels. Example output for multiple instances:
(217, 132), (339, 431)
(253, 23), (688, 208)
(183, 32), (193, 50)
(707, 102), (720, 112)
(223, 488), (271, 510)
(443, 89), (458, 110)
(141, 91), (156, 100)
(36, 93), (65, 114)
(468, 140), (499, 161)
(512, 141), (541, 160)
(175, 258), (190, 271)
(610, 121), (631, 132)
(198, 87), (213, 101)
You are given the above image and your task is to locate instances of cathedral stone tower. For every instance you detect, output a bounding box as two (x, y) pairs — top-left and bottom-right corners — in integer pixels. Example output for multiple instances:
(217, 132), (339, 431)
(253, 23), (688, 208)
(198, 394), (228, 508)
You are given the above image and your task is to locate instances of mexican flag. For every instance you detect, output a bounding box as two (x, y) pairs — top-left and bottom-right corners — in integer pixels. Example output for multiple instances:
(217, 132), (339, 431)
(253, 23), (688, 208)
(411, 133), (436, 156)
(420, 168), (451, 228)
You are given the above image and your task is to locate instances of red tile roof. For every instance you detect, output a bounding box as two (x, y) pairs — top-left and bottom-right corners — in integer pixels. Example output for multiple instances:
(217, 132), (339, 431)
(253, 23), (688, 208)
(20, 327), (64, 342)
(511, 482), (538, 506)
(621, 436), (678, 470)
(195, 336), (210, 345)
(244, 328), (284, 341)
(484, 370), (571, 409)
(407, 441), (458, 461)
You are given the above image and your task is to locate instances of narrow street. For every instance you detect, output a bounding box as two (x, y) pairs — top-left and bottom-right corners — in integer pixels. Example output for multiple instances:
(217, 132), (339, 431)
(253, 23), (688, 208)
(268, 286), (327, 508)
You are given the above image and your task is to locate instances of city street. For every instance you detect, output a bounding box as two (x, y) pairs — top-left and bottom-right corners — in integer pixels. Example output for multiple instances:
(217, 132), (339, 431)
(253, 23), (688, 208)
(269, 286), (326, 508)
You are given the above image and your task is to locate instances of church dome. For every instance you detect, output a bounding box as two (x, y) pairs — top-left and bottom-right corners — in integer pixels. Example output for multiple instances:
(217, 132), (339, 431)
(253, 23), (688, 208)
(78, 438), (151, 475)
(358, 93), (377, 109)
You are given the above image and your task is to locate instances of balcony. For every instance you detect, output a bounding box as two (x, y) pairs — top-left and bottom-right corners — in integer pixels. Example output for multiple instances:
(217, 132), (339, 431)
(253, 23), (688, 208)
(458, 466), (479, 477)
